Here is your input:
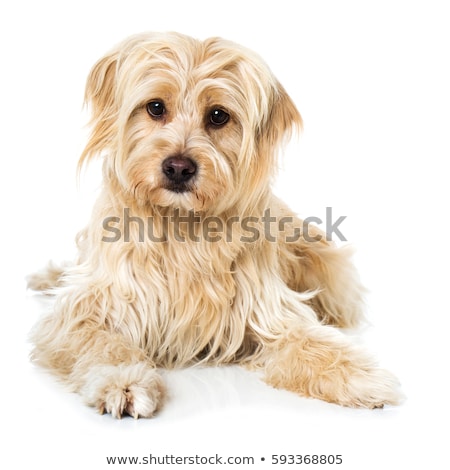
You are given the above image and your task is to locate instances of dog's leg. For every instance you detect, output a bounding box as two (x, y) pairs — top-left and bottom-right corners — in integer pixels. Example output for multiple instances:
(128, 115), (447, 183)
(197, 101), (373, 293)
(30, 293), (165, 419)
(276, 207), (365, 327)
(261, 324), (402, 408)
(73, 331), (165, 419)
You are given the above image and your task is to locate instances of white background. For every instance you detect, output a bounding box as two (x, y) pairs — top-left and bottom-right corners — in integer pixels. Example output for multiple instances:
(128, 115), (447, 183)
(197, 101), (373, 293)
(1, 1), (449, 468)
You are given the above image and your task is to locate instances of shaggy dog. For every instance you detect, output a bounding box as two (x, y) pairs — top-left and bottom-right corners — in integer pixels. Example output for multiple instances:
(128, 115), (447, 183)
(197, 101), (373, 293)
(28, 32), (402, 418)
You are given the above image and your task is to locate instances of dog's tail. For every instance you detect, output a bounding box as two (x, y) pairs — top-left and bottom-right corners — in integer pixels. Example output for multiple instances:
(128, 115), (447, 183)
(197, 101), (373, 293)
(26, 261), (71, 294)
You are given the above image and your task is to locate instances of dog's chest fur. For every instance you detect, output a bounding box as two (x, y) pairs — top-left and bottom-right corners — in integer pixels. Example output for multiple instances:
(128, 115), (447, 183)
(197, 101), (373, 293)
(88, 201), (274, 368)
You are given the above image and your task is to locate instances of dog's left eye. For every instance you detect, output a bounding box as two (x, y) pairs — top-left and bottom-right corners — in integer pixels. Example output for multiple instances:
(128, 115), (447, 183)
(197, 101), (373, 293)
(209, 108), (230, 127)
(146, 101), (166, 119)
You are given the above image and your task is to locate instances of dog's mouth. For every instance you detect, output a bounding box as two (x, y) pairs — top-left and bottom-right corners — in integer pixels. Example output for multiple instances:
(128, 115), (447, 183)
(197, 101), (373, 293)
(163, 182), (193, 194)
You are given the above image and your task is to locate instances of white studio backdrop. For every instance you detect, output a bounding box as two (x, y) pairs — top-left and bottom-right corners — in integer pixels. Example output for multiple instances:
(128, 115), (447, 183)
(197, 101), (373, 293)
(1, 1), (449, 469)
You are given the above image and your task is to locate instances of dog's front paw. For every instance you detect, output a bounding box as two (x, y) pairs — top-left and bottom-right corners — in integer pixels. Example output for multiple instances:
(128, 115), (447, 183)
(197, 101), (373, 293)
(338, 367), (404, 409)
(81, 362), (165, 418)
(263, 330), (405, 409)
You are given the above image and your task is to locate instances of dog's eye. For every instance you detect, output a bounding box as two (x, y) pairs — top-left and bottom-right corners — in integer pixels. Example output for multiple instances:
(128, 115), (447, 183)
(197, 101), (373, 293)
(146, 101), (166, 119)
(209, 108), (230, 127)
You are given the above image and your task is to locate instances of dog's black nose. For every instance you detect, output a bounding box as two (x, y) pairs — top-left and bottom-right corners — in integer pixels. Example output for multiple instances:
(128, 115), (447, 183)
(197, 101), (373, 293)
(162, 156), (197, 184)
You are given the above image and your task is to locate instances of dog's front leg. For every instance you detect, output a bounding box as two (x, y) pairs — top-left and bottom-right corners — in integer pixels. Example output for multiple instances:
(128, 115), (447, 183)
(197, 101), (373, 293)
(73, 331), (165, 419)
(261, 324), (402, 408)
(31, 294), (165, 419)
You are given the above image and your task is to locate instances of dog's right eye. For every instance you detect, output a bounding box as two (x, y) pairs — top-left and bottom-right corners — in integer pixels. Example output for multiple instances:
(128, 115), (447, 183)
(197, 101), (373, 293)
(146, 101), (166, 119)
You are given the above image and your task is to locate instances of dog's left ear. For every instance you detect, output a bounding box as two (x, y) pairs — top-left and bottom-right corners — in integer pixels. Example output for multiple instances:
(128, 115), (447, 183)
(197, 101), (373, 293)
(260, 82), (303, 153)
(240, 81), (302, 207)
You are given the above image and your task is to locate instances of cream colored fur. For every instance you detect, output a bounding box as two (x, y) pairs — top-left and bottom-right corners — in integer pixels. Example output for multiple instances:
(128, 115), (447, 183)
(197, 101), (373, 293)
(29, 32), (402, 418)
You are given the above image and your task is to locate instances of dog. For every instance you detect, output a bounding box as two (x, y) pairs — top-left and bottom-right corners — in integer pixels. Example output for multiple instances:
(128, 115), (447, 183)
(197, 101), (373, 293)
(28, 32), (402, 418)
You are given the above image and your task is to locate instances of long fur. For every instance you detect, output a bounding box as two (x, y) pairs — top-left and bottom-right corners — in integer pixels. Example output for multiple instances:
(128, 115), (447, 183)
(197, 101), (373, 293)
(29, 32), (402, 418)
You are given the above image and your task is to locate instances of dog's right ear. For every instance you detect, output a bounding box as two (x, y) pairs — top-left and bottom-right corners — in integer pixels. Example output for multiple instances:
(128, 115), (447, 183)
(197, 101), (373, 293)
(78, 52), (119, 170)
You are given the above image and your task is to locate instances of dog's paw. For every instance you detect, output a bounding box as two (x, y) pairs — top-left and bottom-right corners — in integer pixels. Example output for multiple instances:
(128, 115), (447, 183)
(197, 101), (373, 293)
(81, 362), (165, 418)
(263, 331), (405, 409)
(302, 358), (404, 409)
(335, 367), (405, 409)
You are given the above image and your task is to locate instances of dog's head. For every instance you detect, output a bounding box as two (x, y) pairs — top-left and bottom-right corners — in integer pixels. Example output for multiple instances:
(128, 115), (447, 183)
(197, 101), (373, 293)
(80, 32), (301, 213)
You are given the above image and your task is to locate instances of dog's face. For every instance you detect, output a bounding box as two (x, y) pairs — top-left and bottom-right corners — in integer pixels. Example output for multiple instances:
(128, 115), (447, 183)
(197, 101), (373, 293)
(81, 32), (302, 213)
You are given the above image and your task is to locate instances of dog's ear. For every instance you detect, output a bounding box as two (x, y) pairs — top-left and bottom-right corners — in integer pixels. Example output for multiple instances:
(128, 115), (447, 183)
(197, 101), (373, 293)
(239, 80), (302, 210)
(259, 82), (303, 154)
(78, 52), (119, 170)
